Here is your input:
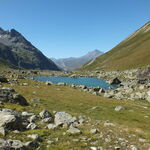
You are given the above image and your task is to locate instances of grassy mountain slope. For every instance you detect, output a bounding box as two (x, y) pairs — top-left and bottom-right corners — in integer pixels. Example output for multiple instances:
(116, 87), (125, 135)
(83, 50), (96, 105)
(81, 21), (150, 71)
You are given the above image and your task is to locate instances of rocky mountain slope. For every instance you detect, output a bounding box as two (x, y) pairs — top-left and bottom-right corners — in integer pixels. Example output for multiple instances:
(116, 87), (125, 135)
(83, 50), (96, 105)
(0, 28), (60, 70)
(51, 50), (103, 71)
(80, 21), (150, 71)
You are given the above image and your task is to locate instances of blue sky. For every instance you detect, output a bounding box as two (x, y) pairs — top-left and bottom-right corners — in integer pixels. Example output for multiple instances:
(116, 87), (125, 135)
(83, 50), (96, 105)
(0, 0), (149, 58)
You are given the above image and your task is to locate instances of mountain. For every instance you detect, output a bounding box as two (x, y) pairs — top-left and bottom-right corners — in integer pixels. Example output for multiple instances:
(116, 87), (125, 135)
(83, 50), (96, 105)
(0, 28), (60, 70)
(80, 21), (150, 71)
(51, 50), (103, 71)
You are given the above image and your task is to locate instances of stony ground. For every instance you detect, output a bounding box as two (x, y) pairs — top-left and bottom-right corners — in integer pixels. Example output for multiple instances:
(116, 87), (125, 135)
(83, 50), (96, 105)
(0, 69), (150, 150)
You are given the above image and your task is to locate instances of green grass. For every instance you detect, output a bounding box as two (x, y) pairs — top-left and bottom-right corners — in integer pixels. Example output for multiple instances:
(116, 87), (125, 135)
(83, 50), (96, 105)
(1, 79), (150, 149)
(80, 22), (150, 71)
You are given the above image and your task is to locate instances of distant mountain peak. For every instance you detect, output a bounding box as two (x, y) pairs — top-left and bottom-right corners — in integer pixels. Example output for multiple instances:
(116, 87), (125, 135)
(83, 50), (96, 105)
(10, 29), (22, 37)
(52, 49), (103, 71)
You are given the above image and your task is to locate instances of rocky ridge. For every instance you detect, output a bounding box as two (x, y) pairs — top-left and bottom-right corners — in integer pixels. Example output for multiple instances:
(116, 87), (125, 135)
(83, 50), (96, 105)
(0, 28), (60, 70)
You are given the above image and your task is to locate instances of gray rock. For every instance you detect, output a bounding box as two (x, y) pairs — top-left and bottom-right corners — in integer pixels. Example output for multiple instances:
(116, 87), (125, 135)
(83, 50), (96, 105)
(115, 146), (121, 150)
(67, 127), (81, 134)
(79, 85), (87, 89)
(42, 117), (53, 123)
(54, 112), (77, 126)
(0, 138), (26, 150)
(47, 123), (57, 129)
(39, 110), (52, 119)
(93, 87), (101, 92)
(0, 127), (6, 136)
(25, 141), (39, 148)
(46, 81), (53, 85)
(0, 88), (28, 106)
(22, 83), (28, 86)
(47, 140), (54, 145)
(22, 111), (34, 117)
(104, 121), (115, 127)
(90, 129), (99, 134)
(98, 88), (105, 93)
(27, 123), (37, 130)
(93, 92), (99, 96)
(0, 109), (25, 131)
(31, 98), (40, 103)
(57, 82), (66, 86)
(130, 145), (138, 150)
(104, 91), (115, 98)
(78, 116), (85, 125)
(27, 134), (39, 141)
(29, 115), (38, 123)
(115, 106), (125, 111)
(90, 147), (97, 150)
(130, 92), (145, 100)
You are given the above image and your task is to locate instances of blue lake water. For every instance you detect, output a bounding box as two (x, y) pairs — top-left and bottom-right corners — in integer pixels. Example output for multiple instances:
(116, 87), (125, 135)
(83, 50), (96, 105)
(30, 76), (115, 90)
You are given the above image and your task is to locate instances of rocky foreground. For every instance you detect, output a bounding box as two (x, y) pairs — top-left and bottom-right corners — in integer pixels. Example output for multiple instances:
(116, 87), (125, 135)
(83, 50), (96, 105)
(0, 68), (150, 149)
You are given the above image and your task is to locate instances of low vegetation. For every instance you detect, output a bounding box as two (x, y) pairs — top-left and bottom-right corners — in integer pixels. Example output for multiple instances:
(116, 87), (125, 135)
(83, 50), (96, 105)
(80, 22), (150, 71)
(0, 78), (150, 149)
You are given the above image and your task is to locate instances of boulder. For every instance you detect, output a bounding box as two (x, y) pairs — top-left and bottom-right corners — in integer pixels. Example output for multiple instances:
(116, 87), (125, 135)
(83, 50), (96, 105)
(0, 88), (28, 106)
(25, 141), (39, 148)
(93, 87), (101, 92)
(39, 110), (53, 119)
(110, 77), (121, 85)
(27, 134), (39, 141)
(29, 115), (39, 123)
(47, 124), (57, 129)
(104, 91), (115, 98)
(130, 92), (145, 100)
(57, 82), (66, 86)
(90, 129), (99, 134)
(54, 112), (77, 126)
(0, 138), (26, 150)
(42, 117), (53, 123)
(115, 106), (125, 111)
(0, 109), (25, 132)
(66, 127), (81, 134)
(79, 85), (87, 89)
(46, 81), (53, 85)
(31, 98), (40, 103)
(26, 123), (37, 130)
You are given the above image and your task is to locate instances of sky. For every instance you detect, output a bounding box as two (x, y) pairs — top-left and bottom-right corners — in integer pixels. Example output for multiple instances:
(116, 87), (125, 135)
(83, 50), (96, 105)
(0, 0), (149, 58)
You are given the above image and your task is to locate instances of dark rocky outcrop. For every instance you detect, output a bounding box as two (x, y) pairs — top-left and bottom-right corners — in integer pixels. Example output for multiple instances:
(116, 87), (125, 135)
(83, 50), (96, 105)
(110, 77), (121, 85)
(0, 28), (60, 70)
(0, 88), (28, 106)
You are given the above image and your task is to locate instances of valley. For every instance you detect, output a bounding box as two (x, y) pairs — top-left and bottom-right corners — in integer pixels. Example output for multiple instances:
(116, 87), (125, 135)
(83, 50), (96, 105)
(0, 14), (149, 150)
